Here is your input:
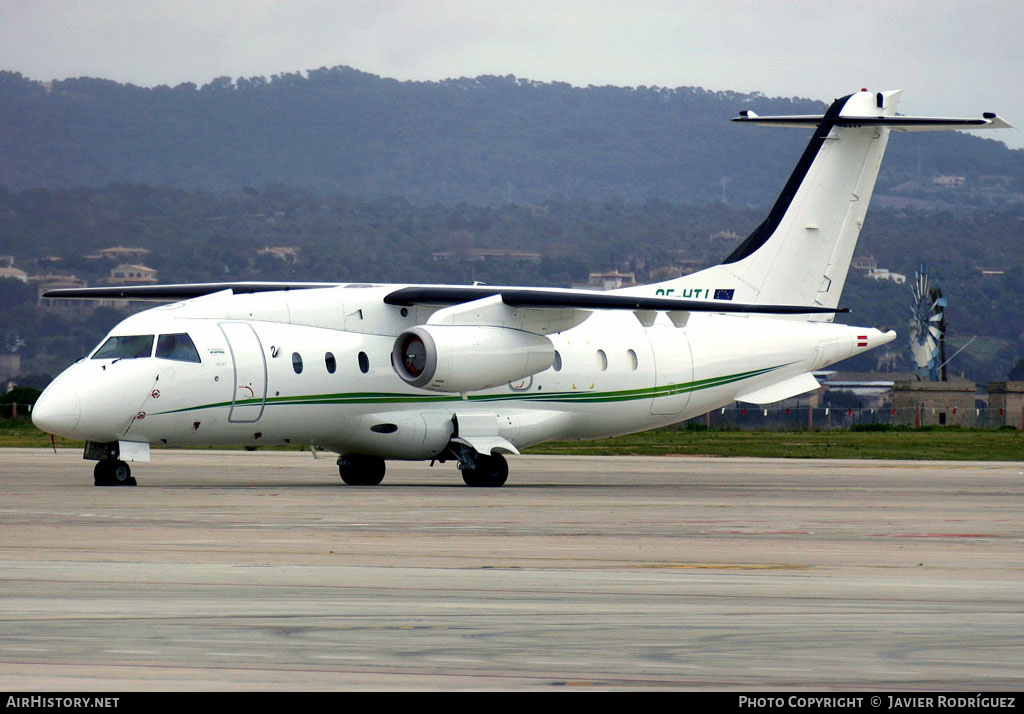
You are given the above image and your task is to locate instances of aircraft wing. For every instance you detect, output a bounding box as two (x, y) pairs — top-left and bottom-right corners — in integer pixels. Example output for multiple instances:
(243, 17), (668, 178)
(42, 281), (846, 336)
(383, 285), (846, 315)
(43, 281), (846, 315)
(41, 282), (342, 300)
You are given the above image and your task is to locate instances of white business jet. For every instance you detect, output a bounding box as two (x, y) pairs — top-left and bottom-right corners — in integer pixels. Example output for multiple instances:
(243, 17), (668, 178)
(32, 90), (1009, 487)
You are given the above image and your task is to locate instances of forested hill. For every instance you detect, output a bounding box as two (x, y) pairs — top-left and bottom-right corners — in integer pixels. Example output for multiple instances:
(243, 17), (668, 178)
(1, 67), (1021, 207)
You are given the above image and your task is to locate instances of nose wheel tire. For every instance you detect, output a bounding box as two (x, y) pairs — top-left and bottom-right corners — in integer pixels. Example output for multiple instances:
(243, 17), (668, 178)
(94, 460), (136, 487)
(460, 453), (508, 488)
(337, 455), (386, 486)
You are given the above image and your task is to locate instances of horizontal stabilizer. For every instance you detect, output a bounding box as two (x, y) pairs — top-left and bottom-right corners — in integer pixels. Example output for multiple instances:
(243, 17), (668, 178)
(734, 111), (1011, 131)
(736, 372), (820, 405)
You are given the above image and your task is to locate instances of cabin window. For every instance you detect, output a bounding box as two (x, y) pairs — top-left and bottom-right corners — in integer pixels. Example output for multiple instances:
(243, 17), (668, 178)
(325, 352), (337, 374)
(292, 352), (303, 374)
(156, 333), (201, 363)
(596, 349), (608, 371)
(358, 351), (370, 374)
(553, 351), (562, 371)
(627, 349), (639, 371)
(92, 335), (154, 360)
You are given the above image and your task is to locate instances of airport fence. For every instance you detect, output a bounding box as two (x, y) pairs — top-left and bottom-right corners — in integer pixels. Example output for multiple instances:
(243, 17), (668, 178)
(2, 402), (34, 420)
(679, 405), (1017, 431)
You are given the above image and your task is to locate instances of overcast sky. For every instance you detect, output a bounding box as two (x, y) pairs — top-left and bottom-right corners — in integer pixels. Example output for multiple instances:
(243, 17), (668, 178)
(2, 0), (1021, 148)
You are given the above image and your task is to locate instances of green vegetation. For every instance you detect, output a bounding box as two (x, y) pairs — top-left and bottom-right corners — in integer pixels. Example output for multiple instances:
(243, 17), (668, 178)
(526, 427), (1023, 461)
(0, 419), (81, 448)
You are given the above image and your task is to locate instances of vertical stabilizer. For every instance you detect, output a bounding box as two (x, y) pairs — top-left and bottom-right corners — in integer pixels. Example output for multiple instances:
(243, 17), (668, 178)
(627, 90), (1008, 320)
(717, 91), (895, 315)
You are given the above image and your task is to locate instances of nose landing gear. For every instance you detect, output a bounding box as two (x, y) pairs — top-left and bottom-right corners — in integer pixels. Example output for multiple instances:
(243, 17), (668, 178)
(94, 460), (136, 487)
(85, 441), (139, 486)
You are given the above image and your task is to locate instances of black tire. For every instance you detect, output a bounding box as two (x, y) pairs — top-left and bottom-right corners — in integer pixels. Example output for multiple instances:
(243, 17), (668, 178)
(338, 456), (386, 486)
(93, 460), (112, 486)
(94, 460), (136, 487)
(460, 453), (508, 488)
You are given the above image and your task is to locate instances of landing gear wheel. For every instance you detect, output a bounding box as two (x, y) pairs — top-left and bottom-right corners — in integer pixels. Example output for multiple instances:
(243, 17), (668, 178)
(460, 453), (508, 488)
(94, 460), (136, 487)
(337, 455), (386, 486)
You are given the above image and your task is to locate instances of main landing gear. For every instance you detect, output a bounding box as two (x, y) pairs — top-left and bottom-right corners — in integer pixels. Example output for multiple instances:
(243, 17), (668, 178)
(337, 454), (386, 486)
(443, 442), (509, 487)
(335, 449), (509, 487)
(458, 452), (509, 488)
(94, 460), (136, 487)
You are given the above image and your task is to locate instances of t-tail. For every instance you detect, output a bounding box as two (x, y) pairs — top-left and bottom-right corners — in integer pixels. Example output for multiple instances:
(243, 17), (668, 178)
(639, 89), (1010, 319)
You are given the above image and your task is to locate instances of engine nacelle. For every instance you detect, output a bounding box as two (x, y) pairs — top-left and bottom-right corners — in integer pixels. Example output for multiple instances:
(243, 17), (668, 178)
(392, 325), (555, 392)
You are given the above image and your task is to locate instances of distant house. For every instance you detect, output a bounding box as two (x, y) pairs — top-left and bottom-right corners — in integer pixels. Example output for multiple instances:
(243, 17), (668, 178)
(0, 266), (29, 283)
(709, 230), (739, 241)
(586, 271), (636, 291)
(101, 264), (158, 285)
(864, 268), (906, 284)
(32, 274), (87, 308)
(816, 370), (897, 407)
(851, 255), (878, 272)
(90, 246), (152, 261)
(257, 246), (301, 262)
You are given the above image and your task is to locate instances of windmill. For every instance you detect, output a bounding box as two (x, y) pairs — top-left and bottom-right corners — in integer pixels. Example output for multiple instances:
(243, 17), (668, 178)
(908, 265), (947, 381)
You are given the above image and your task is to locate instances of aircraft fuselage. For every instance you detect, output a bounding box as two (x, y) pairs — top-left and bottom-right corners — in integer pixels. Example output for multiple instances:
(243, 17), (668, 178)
(36, 284), (888, 458)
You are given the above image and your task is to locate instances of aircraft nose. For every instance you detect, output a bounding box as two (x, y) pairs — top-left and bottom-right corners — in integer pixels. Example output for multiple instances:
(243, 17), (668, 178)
(32, 385), (81, 436)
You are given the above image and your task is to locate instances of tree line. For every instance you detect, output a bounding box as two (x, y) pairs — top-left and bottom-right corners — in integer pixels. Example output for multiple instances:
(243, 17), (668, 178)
(1, 67), (1021, 207)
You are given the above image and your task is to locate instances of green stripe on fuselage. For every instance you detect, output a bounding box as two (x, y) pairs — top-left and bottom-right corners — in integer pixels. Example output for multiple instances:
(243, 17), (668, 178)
(151, 364), (788, 416)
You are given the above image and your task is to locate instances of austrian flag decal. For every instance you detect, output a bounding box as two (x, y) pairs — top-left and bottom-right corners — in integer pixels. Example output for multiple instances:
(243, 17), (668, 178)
(857, 335), (868, 347)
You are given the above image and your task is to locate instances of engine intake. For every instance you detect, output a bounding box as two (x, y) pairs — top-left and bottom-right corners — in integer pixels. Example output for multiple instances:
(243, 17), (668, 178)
(392, 325), (554, 392)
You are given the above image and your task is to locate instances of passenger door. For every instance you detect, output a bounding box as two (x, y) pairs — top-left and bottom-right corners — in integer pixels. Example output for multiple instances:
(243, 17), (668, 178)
(219, 322), (268, 423)
(648, 325), (694, 416)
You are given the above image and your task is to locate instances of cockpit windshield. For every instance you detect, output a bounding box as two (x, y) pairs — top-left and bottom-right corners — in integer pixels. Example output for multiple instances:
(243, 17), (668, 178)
(155, 333), (201, 363)
(91, 335), (154, 360)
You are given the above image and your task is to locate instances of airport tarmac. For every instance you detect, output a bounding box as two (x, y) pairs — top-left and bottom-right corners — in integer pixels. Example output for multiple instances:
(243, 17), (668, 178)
(0, 448), (1022, 691)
